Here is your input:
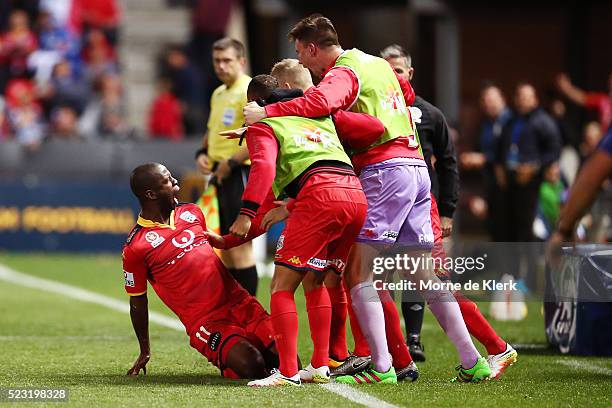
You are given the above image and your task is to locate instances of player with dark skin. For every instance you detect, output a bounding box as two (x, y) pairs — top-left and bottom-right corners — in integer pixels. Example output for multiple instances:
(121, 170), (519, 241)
(126, 163), (279, 378)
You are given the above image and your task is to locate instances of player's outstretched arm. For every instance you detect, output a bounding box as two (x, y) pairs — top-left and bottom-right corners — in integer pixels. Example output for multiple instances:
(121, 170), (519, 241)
(127, 294), (150, 376)
(556, 148), (612, 238)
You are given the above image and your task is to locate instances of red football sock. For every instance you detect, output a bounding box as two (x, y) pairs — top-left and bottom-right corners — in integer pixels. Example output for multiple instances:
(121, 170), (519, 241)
(379, 289), (413, 368)
(344, 280), (371, 357)
(305, 286), (332, 368)
(270, 291), (299, 377)
(455, 291), (506, 355)
(327, 284), (350, 361)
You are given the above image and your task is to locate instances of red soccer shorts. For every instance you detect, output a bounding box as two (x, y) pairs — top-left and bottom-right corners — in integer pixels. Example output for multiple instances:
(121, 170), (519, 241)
(189, 285), (274, 378)
(274, 173), (368, 275)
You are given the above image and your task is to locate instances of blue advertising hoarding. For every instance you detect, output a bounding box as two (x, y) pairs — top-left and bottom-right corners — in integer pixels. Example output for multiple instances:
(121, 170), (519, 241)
(0, 181), (140, 252)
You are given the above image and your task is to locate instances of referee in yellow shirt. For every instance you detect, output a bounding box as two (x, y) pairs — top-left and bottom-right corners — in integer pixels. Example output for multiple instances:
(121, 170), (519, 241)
(195, 38), (257, 296)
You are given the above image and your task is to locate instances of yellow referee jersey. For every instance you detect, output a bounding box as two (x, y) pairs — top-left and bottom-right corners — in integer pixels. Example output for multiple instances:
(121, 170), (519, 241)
(207, 74), (251, 165)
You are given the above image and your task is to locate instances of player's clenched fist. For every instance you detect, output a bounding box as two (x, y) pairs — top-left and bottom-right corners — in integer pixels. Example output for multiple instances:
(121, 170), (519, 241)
(243, 101), (267, 125)
(127, 352), (150, 376)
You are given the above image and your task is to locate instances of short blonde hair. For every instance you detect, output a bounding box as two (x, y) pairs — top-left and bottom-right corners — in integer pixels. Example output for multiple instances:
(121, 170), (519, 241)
(270, 59), (313, 91)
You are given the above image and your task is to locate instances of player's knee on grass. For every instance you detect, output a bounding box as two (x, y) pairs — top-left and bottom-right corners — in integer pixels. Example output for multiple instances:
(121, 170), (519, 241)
(225, 340), (267, 379)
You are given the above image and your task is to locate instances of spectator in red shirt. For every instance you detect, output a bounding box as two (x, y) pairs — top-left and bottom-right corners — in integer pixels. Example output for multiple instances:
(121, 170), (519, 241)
(0, 10), (38, 91)
(148, 77), (184, 141)
(556, 72), (612, 131)
(70, 0), (121, 46)
(5, 77), (45, 150)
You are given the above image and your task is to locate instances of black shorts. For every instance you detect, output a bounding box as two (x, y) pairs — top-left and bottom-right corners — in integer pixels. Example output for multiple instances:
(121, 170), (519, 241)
(214, 165), (250, 235)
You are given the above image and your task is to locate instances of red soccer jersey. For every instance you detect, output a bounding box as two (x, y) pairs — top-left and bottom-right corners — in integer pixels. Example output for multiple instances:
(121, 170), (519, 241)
(122, 203), (244, 335)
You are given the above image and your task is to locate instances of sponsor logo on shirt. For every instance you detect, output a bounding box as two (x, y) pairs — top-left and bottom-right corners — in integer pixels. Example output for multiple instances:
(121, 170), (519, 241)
(380, 88), (407, 115)
(145, 231), (165, 248)
(172, 229), (196, 248)
(292, 126), (334, 149)
(124, 271), (135, 287)
(167, 233), (208, 265)
(179, 211), (197, 223)
(307, 257), (328, 269)
(381, 230), (399, 240)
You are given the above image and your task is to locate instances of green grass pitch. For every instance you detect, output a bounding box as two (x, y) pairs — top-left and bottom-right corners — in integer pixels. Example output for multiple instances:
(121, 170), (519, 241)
(0, 253), (611, 407)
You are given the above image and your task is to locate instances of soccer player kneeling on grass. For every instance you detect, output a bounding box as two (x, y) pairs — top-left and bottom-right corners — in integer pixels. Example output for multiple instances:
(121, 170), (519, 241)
(123, 163), (279, 379)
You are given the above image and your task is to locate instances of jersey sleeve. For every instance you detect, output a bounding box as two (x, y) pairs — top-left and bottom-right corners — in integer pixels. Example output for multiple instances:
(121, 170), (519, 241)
(264, 66), (359, 118)
(332, 110), (384, 149)
(584, 92), (607, 110)
(122, 244), (148, 296)
(240, 123), (279, 217)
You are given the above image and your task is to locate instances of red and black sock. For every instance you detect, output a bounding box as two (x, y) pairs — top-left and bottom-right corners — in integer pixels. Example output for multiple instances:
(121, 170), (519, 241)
(379, 289), (413, 368)
(327, 284), (350, 361)
(455, 291), (506, 355)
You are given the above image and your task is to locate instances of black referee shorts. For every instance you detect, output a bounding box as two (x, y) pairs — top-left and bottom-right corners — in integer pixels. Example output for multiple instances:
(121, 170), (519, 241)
(214, 165), (250, 235)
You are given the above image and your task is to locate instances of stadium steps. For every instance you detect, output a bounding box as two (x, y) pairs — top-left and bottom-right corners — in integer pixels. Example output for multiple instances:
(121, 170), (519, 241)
(119, 0), (189, 131)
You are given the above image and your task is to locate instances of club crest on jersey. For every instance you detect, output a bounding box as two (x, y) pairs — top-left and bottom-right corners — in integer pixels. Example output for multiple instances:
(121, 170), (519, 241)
(172, 229), (196, 248)
(179, 211), (197, 223)
(145, 231), (165, 248)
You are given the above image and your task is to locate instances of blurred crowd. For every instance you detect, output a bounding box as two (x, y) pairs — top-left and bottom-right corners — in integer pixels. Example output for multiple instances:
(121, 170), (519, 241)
(461, 74), (611, 243)
(0, 0), (125, 150)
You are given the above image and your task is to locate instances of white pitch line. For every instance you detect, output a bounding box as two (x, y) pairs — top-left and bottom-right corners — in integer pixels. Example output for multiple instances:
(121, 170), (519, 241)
(0, 263), (400, 408)
(321, 383), (400, 408)
(0, 335), (132, 341)
(0, 264), (183, 331)
(557, 359), (612, 376)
